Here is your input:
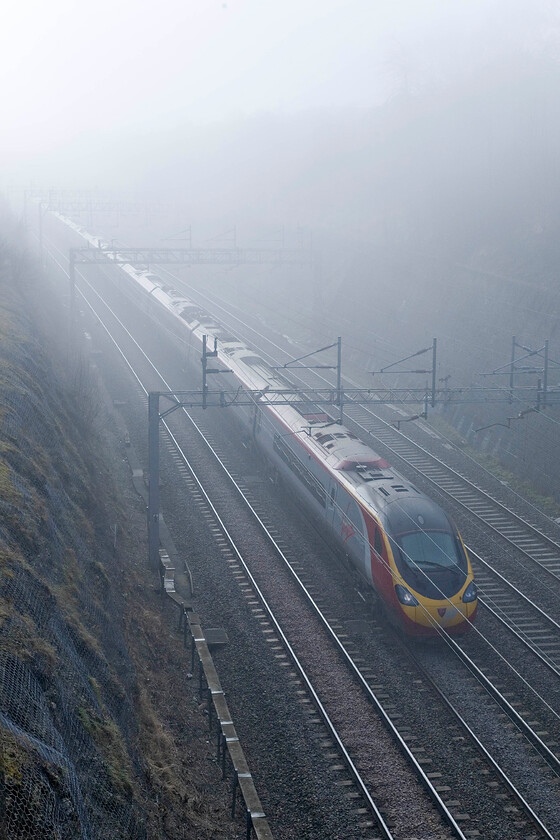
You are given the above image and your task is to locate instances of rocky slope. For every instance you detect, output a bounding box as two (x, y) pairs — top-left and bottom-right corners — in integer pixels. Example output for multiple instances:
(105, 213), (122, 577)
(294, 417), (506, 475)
(0, 217), (233, 838)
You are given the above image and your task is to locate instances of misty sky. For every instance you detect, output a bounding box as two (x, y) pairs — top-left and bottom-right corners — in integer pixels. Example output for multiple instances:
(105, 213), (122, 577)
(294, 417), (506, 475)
(2, 0), (555, 182)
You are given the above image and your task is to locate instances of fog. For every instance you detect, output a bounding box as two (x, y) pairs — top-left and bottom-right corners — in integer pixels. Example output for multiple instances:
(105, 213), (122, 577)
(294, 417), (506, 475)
(4, 0), (560, 486)
(3, 1), (558, 197)
(3, 1), (560, 365)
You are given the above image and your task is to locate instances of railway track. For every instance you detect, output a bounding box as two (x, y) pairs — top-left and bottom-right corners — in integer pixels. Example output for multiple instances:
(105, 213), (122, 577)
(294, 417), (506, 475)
(158, 408), (560, 840)
(41, 231), (459, 839)
(164, 265), (560, 584)
(42, 219), (560, 837)
(146, 258), (560, 823)
(466, 548), (560, 674)
(165, 277), (560, 589)
(153, 264), (560, 667)
(198, 416), (560, 839)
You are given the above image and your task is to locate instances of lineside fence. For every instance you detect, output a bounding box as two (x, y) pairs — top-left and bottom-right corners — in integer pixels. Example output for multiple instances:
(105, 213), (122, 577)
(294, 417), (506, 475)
(157, 550), (274, 840)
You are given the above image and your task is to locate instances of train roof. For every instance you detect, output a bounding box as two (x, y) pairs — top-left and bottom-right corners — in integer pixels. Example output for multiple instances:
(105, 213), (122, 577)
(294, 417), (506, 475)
(305, 423), (386, 470)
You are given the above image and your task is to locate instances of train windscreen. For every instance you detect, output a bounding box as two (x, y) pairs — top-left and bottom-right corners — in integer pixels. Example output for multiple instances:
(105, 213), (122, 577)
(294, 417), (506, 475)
(398, 531), (466, 572)
(395, 530), (468, 598)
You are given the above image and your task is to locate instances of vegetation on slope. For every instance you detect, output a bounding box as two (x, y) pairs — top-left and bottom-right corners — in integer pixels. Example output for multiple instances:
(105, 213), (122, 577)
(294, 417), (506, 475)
(0, 213), (231, 838)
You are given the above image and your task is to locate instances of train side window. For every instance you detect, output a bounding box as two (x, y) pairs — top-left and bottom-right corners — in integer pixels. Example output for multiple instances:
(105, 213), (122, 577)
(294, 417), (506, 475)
(330, 487), (336, 506)
(374, 528), (383, 556)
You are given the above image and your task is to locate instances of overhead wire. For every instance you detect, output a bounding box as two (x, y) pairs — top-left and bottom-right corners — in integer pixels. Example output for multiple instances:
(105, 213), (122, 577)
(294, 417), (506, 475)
(161, 259), (560, 522)
(44, 218), (560, 734)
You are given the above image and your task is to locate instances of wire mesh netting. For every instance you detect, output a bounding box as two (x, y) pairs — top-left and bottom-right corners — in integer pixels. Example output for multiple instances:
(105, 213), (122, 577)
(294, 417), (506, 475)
(0, 269), (147, 839)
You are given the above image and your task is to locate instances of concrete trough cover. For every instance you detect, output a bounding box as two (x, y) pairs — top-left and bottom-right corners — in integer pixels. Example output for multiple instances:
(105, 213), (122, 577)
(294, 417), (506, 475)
(251, 815), (274, 840)
(204, 627), (229, 649)
(211, 690), (229, 718)
(221, 722), (237, 739)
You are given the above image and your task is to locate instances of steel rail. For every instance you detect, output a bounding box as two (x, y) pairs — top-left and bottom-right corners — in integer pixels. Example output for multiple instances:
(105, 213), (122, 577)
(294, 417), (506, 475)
(45, 223), (558, 837)
(151, 260), (560, 551)
(115, 255), (560, 676)
(178, 278), (560, 588)
(158, 262), (560, 578)
(400, 636), (557, 840)
(40, 233), (437, 840)
(79, 267), (466, 839)
(443, 630), (560, 777)
(468, 547), (560, 677)
(151, 265), (560, 729)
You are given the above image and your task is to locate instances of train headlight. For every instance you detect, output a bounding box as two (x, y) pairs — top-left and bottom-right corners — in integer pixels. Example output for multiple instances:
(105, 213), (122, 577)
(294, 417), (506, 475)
(395, 584), (419, 607)
(462, 581), (477, 603)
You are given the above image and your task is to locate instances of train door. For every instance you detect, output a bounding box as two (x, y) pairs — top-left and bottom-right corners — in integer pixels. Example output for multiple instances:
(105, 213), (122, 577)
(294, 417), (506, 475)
(327, 481), (341, 534)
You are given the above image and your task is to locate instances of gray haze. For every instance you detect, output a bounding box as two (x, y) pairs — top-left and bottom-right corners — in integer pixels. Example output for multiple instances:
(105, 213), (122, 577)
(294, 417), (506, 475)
(4, 0), (560, 484)
(2, 1), (558, 198)
(3, 1), (560, 335)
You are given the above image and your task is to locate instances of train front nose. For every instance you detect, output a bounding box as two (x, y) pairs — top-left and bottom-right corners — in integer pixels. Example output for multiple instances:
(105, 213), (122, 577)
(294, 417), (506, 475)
(395, 583), (477, 635)
(433, 596), (478, 633)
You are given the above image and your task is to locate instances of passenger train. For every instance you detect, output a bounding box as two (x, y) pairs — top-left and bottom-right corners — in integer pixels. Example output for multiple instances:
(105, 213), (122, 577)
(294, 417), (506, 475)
(56, 212), (478, 636)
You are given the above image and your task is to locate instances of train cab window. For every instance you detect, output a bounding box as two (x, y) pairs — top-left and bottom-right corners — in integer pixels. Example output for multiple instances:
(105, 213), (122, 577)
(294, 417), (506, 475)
(374, 528), (383, 556)
(394, 530), (468, 598)
(398, 531), (466, 572)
